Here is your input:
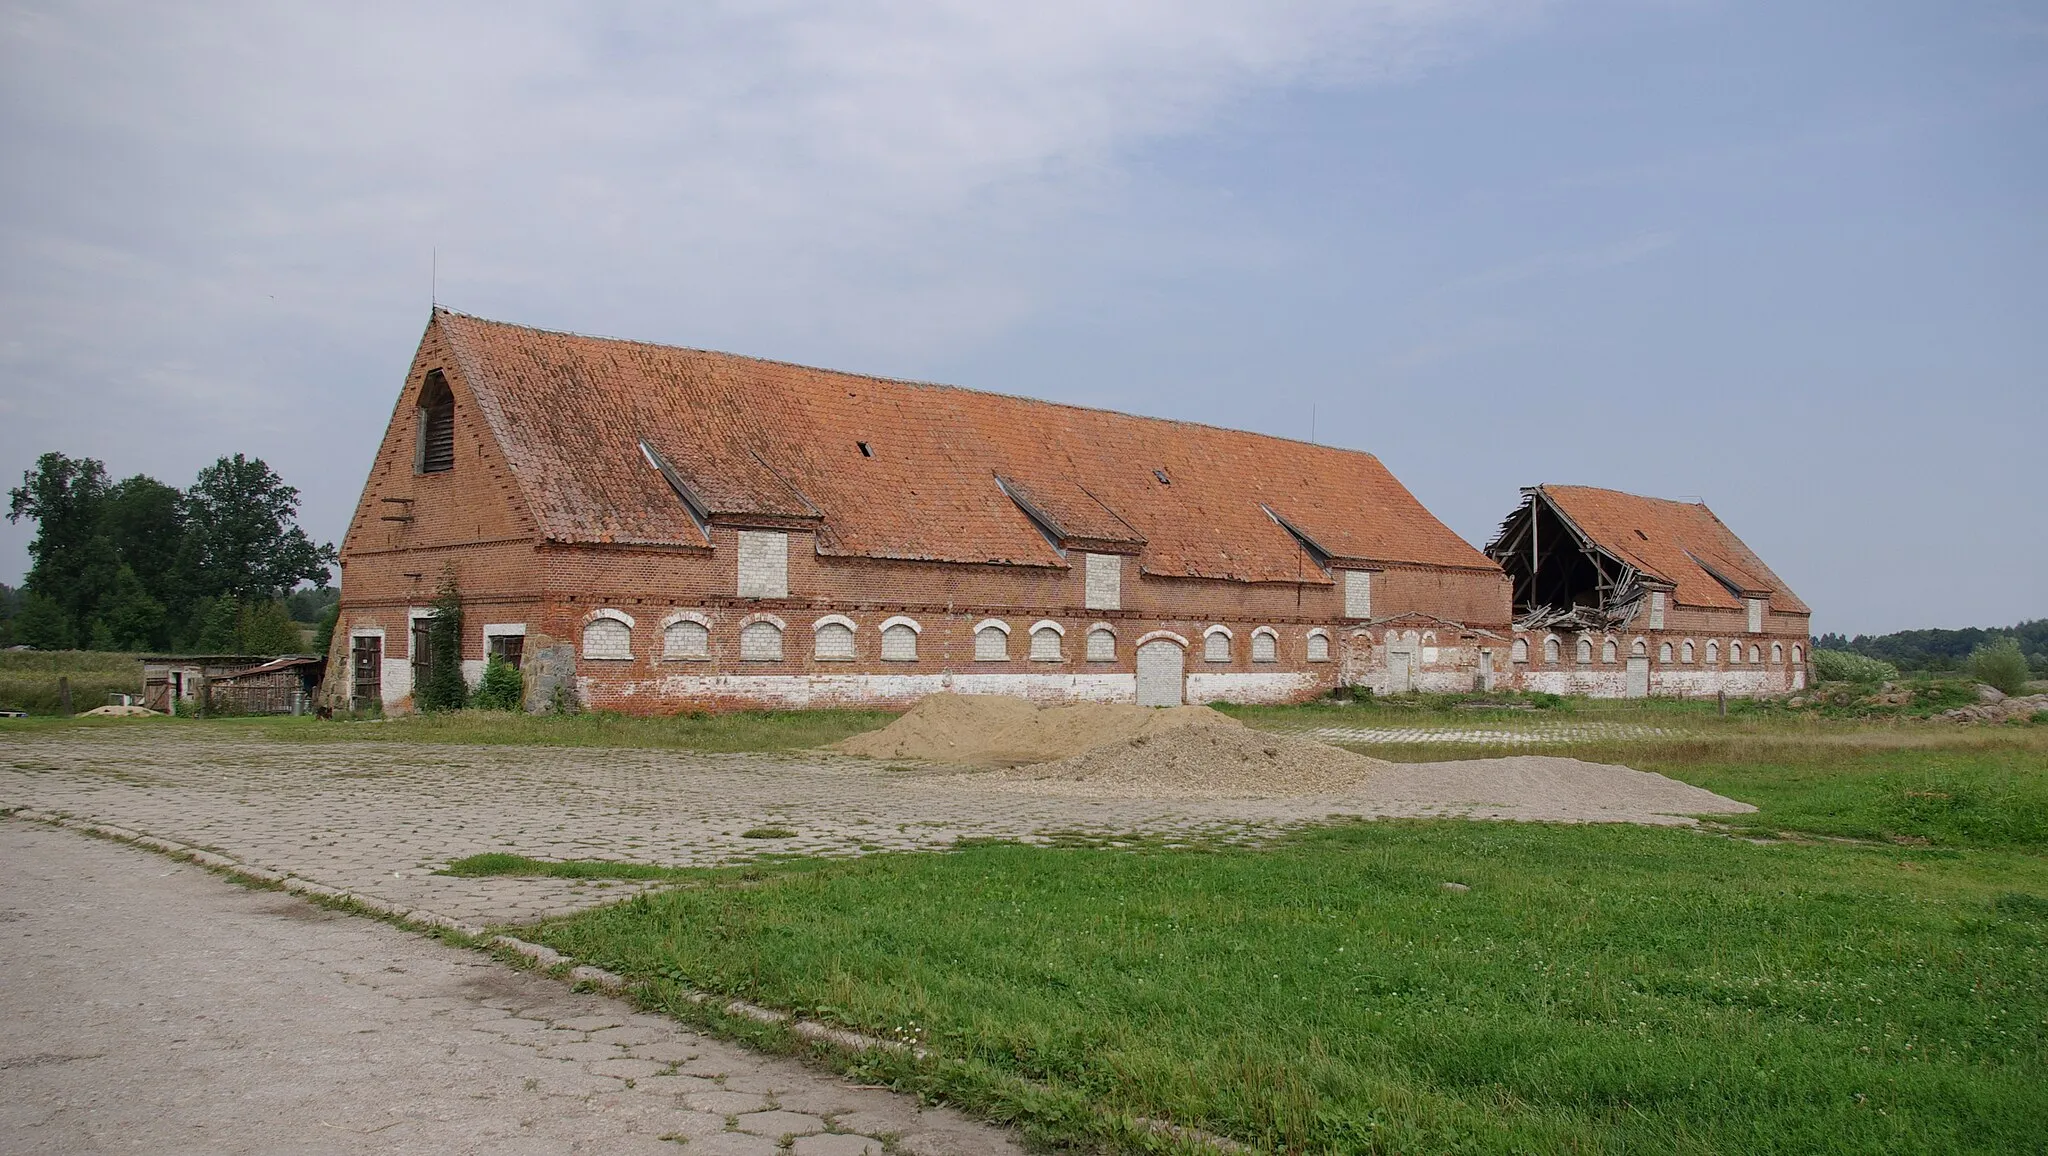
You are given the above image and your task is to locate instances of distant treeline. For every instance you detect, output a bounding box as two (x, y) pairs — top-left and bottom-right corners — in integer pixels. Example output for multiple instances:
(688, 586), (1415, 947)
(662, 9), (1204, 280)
(1816, 620), (2048, 677)
(2, 451), (339, 655)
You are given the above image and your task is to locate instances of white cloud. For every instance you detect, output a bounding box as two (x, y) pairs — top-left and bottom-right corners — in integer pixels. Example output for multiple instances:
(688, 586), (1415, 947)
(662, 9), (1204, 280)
(0, 0), (1539, 579)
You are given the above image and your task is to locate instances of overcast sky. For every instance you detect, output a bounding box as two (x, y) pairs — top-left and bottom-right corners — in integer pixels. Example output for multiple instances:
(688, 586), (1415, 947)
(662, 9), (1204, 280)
(2, 1), (2042, 635)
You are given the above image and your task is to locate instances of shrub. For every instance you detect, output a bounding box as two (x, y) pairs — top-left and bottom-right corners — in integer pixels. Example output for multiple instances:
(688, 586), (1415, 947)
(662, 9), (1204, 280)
(472, 655), (524, 712)
(1968, 637), (2031, 696)
(1811, 648), (1898, 684)
(413, 573), (468, 712)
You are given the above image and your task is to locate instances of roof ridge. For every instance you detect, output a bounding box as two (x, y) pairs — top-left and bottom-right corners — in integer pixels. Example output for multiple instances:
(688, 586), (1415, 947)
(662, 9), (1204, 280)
(432, 307), (1379, 461)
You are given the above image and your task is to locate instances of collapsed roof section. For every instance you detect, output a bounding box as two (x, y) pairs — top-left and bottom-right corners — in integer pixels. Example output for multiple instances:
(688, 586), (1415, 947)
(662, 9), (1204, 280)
(431, 309), (1499, 583)
(1485, 485), (1808, 629)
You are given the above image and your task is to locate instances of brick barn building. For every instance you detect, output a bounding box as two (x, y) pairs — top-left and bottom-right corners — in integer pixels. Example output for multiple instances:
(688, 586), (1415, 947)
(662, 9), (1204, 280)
(1486, 485), (1812, 697)
(322, 309), (1519, 713)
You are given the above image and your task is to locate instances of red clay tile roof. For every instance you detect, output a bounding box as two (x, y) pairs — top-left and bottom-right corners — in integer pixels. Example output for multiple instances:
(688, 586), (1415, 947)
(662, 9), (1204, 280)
(434, 310), (1496, 582)
(1538, 485), (1808, 614)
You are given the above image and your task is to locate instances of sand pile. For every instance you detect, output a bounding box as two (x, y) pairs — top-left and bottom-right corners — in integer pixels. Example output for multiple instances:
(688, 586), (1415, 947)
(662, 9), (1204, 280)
(79, 705), (160, 718)
(833, 693), (1244, 766)
(980, 724), (1390, 799)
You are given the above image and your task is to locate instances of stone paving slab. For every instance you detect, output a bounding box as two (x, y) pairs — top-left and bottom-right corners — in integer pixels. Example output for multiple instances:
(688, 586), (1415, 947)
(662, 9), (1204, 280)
(0, 819), (1021, 1155)
(1266, 721), (1674, 744)
(0, 730), (1375, 924)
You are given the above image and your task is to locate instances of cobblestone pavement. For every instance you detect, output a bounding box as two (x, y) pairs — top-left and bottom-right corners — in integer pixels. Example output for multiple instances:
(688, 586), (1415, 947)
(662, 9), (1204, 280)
(1263, 721), (1673, 745)
(1, 729), (1378, 925)
(0, 819), (1020, 1156)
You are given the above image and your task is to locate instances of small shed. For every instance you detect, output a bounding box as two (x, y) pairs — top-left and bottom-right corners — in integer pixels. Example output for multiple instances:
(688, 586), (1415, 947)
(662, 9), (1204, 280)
(143, 655), (326, 715)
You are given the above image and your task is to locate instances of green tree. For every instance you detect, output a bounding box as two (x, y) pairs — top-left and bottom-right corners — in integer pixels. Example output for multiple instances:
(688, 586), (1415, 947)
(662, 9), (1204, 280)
(12, 591), (75, 650)
(7, 452), (119, 643)
(286, 584), (338, 623)
(472, 655), (524, 711)
(413, 574), (467, 712)
(97, 565), (168, 651)
(313, 600), (340, 657)
(104, 474), (186, 597)
(189, 596), (243, 652)
(1968, 638), (2031, 696)
(178, 455), (336, 604)
(237, 599), (305, 654)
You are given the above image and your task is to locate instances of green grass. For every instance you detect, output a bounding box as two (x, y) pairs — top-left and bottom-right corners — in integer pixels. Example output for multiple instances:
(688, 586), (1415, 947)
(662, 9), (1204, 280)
(537, 824), (2048, 1154)
(0, 650), (146, 714)
(520, 723), (2048, 1154)
(440, 852), (693, 881)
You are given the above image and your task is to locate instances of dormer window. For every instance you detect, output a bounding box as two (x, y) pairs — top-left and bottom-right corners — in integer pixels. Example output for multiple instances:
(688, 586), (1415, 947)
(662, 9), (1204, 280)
(416, 370), (455, 474)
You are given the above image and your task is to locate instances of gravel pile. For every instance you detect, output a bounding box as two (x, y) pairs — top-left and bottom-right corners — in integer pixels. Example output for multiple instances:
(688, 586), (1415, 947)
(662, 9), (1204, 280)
(976, 724), (1389, 799)
(833, 693), (1243, 766)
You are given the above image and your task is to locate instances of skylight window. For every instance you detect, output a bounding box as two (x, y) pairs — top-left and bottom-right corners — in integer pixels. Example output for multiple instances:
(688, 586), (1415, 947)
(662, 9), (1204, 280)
(857, 441), (873, 457)
(1153, 468), (1170, 485)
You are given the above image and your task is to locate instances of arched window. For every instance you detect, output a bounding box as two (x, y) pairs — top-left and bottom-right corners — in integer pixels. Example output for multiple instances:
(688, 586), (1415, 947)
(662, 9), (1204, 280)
(663, 617), (709, 660)
(1306, 631), (1330, 663)
(1251, 628), (1277, 663)
(1658, 642), (1673, 663)
(1705, 640), (1719, 664)
(974, 620), (1009, 661)
(813, 617), (855, 661)
(1576, 638), (1593, 664)
(740, 620), (784, 661)
(1772, 642), (1784, 663)
(1511, 637), (1529, 663)
(1792, 644), (1804, 665)
(880, 617), (920, 662)
(1681, 640), (1696, 663)
(416, 370), (455, 474)
(1728, 640), (1742, 664)
(1029, 621), (1064, 662)
(1602, 638), (1618, 663)
(1543, 636), (1560, 664)
(582, 612), (633, 660)
(1421, 632), (1439, 664)
(1086, 625), (1116, 663)
(1631, 638), (1648, 657)
(1749, 644), (1762, 664)
(1204, 627), (1231, 663)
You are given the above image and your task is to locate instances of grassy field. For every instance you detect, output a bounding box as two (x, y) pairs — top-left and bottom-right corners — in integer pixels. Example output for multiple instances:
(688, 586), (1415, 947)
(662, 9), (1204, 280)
(0, 650), (145, 715)
(502, 718), (2048, 1154)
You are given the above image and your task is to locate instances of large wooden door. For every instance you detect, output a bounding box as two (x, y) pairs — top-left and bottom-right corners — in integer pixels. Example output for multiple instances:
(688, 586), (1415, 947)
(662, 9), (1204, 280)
(351, 636), (382, 712)
(1135, 639), (1184, 707)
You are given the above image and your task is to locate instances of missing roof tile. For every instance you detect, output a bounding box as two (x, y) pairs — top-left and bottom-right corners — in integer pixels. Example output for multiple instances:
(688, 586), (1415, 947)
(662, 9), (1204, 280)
(1153, 468), (1170, 485)
(857, 441), (873, 457)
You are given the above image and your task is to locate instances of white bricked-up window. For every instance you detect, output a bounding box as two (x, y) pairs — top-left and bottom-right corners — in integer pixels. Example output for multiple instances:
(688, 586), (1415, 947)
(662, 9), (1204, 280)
(1511, 637), (1529, 663)
(1543, 636), (1560, 664)
(1203, 628), (1231, 663)
(1342, 571), (1372, 618)
(1251, 629), (1277, 663)
(1084, 553), (1121, 611)
(1421, 632), (1439, 665)
(1706, 640), (1720, 664)
(1086, 626), (1116, 663)
(1632, 638), (1648, 657)
(881, 618), (920, 662)
(974, 621), (1010, 661)
(740, 620), (784, 661)
(663, 620), (710, 660)
(1577, 638), (1593, 664)
(1749, 644), (1762, 664)
(1682, 640), (1696, 663)
(1602, 638), (1618, 663)
(1772, 642), (1784, 663)
(1747, 598), (1764, 634)
(1727, 640), (1742, 664)
(1306, 631), (1330, 662)
(1659, 642), (1673, 662)
(1648, 592), (1666, 629)
(814, 618), (855, 661)
(582, 614), (633, 660)
(737, 530), (789, 598)
(1029, 622), (1064, 662)
(1792, 644), (1803, 665)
